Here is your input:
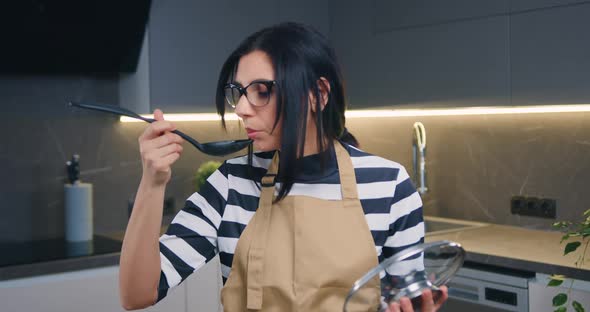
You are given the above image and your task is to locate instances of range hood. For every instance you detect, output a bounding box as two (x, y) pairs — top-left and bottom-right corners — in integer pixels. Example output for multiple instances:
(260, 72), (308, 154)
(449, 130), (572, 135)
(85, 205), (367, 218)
(0, 0), (151, 74)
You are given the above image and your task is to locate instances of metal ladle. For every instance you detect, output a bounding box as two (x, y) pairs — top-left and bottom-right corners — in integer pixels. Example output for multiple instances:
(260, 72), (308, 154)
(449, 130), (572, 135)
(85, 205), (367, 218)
(69, 101), (252, 156)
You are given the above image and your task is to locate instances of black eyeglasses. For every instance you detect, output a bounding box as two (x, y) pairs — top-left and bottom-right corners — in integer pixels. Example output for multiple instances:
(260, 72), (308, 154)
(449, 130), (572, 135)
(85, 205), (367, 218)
(224, 80), (276, 108)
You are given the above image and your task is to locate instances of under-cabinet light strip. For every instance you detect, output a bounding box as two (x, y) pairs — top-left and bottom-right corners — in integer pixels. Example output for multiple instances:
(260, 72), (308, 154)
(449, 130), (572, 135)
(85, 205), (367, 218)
(119, 104), (590, 122)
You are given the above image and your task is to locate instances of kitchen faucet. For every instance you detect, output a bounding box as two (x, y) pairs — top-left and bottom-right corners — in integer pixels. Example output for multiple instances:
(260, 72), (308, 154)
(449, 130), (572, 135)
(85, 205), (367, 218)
(412, 122), (428, 194)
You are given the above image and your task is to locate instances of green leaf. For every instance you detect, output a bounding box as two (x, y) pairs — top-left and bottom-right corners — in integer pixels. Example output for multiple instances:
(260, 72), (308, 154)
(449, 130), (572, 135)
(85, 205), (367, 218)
(554, 221), (569, 228)
(564, 242), (582, 255)
(562, 234), (571, 243)
(573, 301), (585, 312)
(193, 161), (222, 192)
(553, 293), (568, 306)
(548, 278), (564, 287)
(583, 208), (590, 217)
(554, 307), (567, 312)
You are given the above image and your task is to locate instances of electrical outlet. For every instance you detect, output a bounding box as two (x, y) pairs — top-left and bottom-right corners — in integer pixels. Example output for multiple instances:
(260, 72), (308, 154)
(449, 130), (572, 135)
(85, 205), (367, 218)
(510, 195), (556, 219)
(510, 196), (526, 215)
(526, 197), (541, 216)
(540, 198), (557, 219)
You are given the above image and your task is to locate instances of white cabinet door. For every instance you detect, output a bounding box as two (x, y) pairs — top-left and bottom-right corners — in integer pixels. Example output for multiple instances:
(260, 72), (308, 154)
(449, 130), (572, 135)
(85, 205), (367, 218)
(0, 266), (185, 312)
(186, 255), (222, 312)
(529, 273), (590, 312)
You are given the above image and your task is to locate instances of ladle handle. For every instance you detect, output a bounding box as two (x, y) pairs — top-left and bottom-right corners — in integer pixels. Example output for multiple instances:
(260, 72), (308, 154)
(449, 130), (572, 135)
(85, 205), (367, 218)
(69, 101), (143, 120)
(139, 117), (202, 151)
(69, 101), (203, 151)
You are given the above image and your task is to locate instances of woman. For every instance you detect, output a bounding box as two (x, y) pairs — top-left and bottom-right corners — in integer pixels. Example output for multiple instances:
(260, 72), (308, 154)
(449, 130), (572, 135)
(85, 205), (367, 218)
(119, 22), (447, 312)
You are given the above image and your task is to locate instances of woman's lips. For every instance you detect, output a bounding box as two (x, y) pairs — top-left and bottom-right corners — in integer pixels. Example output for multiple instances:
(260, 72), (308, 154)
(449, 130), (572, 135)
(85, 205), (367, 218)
(246, 128), (259, 139)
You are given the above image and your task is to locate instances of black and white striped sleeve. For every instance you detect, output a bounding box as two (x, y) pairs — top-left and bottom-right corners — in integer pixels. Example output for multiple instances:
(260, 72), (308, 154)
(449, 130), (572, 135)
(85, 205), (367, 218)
(382, 167), (425, 278)
(156, 162), (229, 302)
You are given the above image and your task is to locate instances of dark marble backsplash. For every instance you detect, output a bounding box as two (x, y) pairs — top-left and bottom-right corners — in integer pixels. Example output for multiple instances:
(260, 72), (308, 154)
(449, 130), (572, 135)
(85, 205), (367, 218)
(0, 76), (237, 242)
(1, 76), (587, 242)
(347, 112), (590, 230)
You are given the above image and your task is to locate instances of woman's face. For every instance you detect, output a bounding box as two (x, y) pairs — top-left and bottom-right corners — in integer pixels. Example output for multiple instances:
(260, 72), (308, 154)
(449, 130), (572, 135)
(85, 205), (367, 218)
(233, 50), (282, 152)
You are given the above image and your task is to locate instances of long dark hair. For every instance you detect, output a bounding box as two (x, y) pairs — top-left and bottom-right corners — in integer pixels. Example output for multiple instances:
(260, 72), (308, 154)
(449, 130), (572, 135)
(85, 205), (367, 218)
(215, 22), (358, 202)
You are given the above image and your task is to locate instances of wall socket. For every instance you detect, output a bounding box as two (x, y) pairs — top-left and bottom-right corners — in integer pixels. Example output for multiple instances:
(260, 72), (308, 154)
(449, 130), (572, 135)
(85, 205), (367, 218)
(510, 195), (556, 219)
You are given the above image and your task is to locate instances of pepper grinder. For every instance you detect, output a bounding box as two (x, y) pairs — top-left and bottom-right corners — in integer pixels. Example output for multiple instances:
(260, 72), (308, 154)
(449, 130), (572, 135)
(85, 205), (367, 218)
(64, 154), (94, 242)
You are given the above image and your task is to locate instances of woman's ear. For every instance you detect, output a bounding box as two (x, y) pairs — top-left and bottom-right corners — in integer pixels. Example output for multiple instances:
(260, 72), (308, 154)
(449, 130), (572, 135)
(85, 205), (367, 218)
(311, 77), (331, 113)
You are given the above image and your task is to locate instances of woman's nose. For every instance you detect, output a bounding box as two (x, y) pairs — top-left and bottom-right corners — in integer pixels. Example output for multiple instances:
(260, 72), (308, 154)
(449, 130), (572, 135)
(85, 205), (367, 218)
(234, 93), (253, 118)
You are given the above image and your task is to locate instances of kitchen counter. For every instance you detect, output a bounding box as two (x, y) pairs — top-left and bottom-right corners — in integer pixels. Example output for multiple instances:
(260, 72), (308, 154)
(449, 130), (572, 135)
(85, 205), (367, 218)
(2, 220), (589, 282)
(0, 227), (167, 281)
(0, 236), (121, 281)
(425, 218), (590, 281)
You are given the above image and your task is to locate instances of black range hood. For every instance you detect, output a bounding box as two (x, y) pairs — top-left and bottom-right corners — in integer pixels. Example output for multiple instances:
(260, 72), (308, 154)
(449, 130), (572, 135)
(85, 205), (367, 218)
(0, 0), (151, 74)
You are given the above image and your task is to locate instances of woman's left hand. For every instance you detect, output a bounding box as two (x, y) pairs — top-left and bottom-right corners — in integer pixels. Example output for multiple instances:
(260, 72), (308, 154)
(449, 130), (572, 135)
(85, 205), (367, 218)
(386, 285), (448, 312)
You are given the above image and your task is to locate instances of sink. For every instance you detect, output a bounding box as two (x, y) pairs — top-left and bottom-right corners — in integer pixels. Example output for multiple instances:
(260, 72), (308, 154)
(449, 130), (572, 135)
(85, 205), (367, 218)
(424, 216), (487, 234)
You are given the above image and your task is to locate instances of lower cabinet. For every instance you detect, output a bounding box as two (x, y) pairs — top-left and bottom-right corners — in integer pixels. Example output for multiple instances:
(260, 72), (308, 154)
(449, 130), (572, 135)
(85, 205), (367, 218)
(185, 255), (222, 312)
(528, 273), (590, 312)
(7, 259), (589, 312)
(0, 255), (223, 312)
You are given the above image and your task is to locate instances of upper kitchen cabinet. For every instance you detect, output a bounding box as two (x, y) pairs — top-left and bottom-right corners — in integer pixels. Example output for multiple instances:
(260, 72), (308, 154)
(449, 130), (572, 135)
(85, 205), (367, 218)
(330, 1), (510, 109)
(149, 0), (276, 113)
(510, 2), (590, 105)
(510, 0), (589, 12)
(121, 0), (330, 114)
(275, 0), (330, 35)
(374, 0), (508, 32)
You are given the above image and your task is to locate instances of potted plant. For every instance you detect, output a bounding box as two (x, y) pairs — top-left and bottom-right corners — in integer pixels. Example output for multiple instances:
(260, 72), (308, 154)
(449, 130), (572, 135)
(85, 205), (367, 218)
(193, 161), (222, 192)
(548, 209), (590, 312)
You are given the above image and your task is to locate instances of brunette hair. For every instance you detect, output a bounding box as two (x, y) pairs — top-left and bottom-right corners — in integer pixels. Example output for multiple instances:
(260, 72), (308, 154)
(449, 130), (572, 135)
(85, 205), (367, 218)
(215, 22), (358, 202)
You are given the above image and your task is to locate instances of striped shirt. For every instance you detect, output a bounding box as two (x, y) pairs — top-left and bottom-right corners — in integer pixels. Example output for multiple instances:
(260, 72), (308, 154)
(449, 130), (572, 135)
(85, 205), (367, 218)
(157, 142), (424, 302)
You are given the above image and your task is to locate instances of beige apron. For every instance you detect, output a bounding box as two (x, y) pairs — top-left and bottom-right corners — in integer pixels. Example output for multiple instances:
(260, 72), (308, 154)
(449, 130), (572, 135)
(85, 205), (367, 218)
(221, 142), (380, 311)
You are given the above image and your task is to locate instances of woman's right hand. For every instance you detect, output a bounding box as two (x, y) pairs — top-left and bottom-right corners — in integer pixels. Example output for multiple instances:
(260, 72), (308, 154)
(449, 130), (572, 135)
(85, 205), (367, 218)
(386, 286), (448, 312)
(138, 109), (184, 187)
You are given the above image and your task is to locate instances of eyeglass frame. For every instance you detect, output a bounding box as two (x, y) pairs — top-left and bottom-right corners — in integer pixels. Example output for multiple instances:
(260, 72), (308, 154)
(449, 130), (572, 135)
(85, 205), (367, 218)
(223, 80), (276, 108)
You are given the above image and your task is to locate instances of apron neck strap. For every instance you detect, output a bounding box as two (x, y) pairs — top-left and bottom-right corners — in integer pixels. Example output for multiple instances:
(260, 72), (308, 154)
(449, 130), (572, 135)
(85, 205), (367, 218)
(334, 141), (359, 201)
(260, 142), (359, 200)
(261, 151), (280, 187)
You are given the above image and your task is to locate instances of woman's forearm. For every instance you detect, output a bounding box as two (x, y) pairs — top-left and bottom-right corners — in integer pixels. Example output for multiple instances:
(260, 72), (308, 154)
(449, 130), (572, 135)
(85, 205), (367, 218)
(119, 178), (166, 310)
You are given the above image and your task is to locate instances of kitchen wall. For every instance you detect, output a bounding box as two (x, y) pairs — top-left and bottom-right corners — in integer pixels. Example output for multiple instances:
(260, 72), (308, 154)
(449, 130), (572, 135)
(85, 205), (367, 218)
(346, 112), (590, 230)
(0, 0), (329, 243)
(117, 110), (590, 233)
(0, 75), (247, 242)
(2, 1), (590, 243)
(0, 75), (250, 242)
(330, 0), (590, 229)
(0, 76), (120, 242)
